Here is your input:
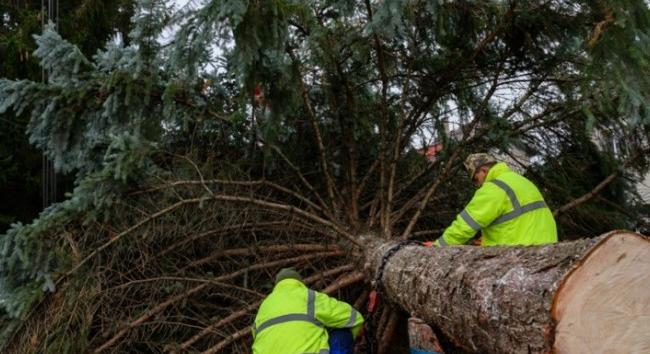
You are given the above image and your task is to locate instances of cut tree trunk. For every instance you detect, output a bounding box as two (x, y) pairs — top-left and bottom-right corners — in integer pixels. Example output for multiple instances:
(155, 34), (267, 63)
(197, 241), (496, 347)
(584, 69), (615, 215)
(363, 230), (650, 354)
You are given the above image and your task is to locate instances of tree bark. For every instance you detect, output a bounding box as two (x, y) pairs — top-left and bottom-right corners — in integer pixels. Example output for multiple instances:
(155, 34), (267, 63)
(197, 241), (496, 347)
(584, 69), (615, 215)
(364, 230), (650, 354)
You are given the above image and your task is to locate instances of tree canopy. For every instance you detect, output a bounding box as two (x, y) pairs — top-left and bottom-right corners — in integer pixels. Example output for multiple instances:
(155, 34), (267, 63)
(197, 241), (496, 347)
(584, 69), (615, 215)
(0, 0), (649, 352)
(0, 0), (135, 233)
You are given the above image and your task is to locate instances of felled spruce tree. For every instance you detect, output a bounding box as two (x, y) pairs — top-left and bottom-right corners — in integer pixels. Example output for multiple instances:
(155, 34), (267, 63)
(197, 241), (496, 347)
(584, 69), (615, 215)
(0, 1), (649, 353)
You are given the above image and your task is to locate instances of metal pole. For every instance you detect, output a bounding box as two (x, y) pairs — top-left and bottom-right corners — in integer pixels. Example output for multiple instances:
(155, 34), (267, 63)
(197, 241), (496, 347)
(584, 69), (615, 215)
(42, 0), (57, 208)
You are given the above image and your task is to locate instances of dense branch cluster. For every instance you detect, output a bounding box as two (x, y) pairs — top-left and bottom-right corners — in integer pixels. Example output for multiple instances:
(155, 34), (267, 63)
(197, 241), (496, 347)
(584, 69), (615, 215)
(3, 157), (364, 353)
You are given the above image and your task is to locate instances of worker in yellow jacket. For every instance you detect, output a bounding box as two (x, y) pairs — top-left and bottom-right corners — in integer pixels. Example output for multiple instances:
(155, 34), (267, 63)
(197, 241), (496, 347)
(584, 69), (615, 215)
(428, 153), (557, 246)
(252, 268), (364, 354)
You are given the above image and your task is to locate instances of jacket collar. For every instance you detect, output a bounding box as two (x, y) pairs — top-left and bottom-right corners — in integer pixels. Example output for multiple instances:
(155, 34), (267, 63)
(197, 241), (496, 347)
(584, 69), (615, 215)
(485, 162), (511, 183)
(274, 278), (306, 290)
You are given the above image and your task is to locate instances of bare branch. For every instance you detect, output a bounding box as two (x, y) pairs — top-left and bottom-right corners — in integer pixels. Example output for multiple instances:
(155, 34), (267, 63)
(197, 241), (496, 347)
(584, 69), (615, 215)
(266, 143), (333, 215)
(167, 152), (213, 195)
(288, 49), (342, 213)
(154, 221), (310, 261)
(551, 149), (648, 217)
(399, 149), (462, 239)
(199, 327), (251, 354)
(378, 308), (399, 354)
(356, 159), (379, 203)
(398, 70), (504, 238)
(364, 0), (392, 236)
(106, 277), (264, 298)
(385, 66), (415, 238)
(180, 244), (342, 272)
(67, 194), (360, 281)
(134, 178), (325, 215)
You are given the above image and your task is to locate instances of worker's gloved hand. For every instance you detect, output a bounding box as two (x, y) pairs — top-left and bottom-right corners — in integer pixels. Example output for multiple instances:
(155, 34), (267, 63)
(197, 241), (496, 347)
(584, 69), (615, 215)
(422, 241), (435, 247)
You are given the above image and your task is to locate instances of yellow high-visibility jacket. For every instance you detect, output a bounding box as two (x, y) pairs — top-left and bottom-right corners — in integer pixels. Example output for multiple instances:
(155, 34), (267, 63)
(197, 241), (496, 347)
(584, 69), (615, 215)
(252, 278), (364, 354)
(436, 162), (557, 246)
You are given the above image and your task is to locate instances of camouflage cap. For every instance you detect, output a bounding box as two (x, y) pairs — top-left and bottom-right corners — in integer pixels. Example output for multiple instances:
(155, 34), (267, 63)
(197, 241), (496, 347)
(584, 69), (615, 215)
(464, 153), (497, 178)
(275, 267), (302, 284)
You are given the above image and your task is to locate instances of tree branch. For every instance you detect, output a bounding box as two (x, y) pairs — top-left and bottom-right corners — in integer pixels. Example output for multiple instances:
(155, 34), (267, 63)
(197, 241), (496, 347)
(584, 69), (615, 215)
(397, 63), (503, 238)
(67, 194), (360, 281)
(266, 143), (333, 214)
(288, 49), (342, 213)
(554, 149), (647, 217)
(133, 178), (325, 215)
(364, 0), (392, 236)
(180, 244), (342, 273)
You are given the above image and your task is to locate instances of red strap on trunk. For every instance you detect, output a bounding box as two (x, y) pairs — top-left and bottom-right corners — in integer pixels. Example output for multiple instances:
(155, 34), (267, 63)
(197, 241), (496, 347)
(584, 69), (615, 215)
(367, 290), (378, 313)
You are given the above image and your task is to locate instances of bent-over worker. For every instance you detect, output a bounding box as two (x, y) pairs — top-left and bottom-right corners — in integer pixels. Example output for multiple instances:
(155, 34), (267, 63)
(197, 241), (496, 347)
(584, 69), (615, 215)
(427, 153), (557, 246)
(252, 267), (364, 354)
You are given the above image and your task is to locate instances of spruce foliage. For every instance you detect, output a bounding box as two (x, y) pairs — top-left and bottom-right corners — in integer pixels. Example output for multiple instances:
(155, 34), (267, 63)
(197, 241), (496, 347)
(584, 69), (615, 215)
(0, 0), (136, 233)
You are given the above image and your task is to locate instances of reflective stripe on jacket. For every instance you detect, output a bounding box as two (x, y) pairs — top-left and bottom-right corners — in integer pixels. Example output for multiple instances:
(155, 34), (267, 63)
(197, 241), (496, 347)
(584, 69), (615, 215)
(251, 278), (364, 354)
(437, 162), (557, 246)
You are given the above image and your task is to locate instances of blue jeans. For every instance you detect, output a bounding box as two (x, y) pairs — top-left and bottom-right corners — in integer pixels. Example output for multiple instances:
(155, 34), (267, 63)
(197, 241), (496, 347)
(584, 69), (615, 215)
(410, 349), (442, 354)
(328, 329), (354, 354)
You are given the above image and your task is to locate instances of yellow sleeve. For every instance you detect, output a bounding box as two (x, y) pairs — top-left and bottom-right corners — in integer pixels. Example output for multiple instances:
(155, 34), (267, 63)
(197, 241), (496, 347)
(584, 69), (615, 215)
(314, 291), (365, 337)
(437, 183), (506, 245)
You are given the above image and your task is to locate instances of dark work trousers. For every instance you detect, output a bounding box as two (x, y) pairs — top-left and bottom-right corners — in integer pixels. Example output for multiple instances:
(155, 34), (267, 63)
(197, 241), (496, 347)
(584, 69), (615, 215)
(328, 329), (354, 354)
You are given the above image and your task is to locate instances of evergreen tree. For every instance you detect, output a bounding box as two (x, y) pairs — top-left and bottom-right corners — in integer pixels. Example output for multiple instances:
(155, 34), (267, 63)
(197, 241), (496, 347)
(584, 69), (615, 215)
(0, 0), (649, 352)
(0, 0), (135, 233)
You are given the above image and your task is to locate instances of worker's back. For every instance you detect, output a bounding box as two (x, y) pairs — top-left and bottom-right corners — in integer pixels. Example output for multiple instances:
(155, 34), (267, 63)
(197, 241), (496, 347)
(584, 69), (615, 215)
(252, 279), (328, 354)
(480, 163), (557, 246)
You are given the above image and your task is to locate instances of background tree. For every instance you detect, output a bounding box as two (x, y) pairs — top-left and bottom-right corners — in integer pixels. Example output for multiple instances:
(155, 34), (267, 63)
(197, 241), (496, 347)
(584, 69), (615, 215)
(0, 0), (135, 233)
(0, 0), (649, 352)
